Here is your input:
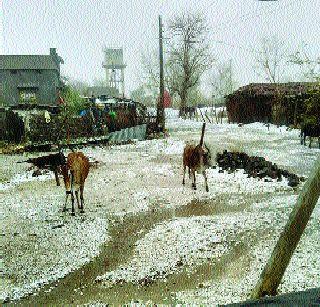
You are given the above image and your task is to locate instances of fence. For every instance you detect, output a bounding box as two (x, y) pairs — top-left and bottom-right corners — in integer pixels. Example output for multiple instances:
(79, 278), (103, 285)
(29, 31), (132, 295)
(1, 105), (156, 145)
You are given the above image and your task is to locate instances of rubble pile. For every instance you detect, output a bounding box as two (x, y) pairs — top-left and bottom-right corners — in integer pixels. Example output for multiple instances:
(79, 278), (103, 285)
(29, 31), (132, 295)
(216, 150), (305, 187)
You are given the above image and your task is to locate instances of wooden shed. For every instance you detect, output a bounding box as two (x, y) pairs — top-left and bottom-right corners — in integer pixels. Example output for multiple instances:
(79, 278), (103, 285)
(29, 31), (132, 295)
(225, 82), (320, 125)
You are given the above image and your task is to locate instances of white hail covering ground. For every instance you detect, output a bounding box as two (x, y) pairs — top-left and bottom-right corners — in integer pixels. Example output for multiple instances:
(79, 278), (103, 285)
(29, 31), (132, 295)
(96, 216), (227, 285)
(0, 169), (54, 191)
(175, 196), (320, 305)
(1, 117), (319, 304)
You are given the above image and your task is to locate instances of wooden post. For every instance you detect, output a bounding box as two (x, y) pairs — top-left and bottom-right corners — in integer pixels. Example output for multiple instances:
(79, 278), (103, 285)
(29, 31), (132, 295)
(54, 167), (60, 186)
(199, 108), (206, 122)
(251, 155), (320, 299)
(199, 122), (206, 146)
(157, 15), (165, 133)
(215, 106), (219, 124)
(205, 111), (212, 123)
(220, 108), (225, 124)
(293, 99), (298, 128)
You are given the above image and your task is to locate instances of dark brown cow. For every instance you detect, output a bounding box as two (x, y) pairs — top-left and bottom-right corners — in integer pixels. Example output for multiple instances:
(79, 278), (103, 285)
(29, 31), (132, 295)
(182, 142), (212, 191)
(300, 122), (320, 148)
(61, 152), (90, 215)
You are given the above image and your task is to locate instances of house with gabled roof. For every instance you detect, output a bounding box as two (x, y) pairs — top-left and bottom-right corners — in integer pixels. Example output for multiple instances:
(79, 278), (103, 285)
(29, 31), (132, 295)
(0, 48), (64, 106)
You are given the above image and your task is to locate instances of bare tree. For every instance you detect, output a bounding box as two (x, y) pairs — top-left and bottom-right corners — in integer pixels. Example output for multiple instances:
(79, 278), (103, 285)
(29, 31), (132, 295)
(289, 43), (320, 82)
(130, 85), (155, 107)
(167, 12), (213, 116)
(210, 61), (237, 123)
(139, 48), (177, 106)
(289, 44), (320, 127)
(254, 37), (289, 125)
(211, 60), (237, 101)
(254, 36), (288, 83)
(92, 78), (106, 87)
(140, 49), (161, 98)
(61, 76), (90, 96)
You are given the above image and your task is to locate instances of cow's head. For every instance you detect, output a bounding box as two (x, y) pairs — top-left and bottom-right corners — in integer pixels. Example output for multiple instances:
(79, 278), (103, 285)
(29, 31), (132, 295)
(203, 143), (213, 167)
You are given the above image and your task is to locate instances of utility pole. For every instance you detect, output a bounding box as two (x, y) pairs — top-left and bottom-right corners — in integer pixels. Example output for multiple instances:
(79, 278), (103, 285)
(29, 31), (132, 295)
(251, 155), (320, 299)
(157, 15), (165, 132)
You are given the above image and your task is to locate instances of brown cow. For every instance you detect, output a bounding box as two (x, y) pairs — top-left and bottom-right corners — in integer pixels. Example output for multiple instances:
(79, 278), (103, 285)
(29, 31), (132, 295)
(182, 142), (212, 191)
(61, 152), (90, 215)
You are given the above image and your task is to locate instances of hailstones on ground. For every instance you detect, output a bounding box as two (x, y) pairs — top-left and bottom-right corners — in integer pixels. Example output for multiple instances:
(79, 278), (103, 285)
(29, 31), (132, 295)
(96, 216), (228, 287)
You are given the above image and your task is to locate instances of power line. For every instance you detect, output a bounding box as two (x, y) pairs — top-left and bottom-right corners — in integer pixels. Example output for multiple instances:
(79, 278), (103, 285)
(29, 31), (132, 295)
(211, 0), (295, 34)
(209, 1), (296, 55)
(210, 4), (261, 33)
(157, 15), (165, 130)
(1, 0), (5, 53)
(153, 1), (296, 50)
(52, 0), (59, 48)
(213, 39), (258, 55)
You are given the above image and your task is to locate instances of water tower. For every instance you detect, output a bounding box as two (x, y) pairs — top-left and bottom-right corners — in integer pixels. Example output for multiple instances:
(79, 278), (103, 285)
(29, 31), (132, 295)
(102, 48), (126, 96)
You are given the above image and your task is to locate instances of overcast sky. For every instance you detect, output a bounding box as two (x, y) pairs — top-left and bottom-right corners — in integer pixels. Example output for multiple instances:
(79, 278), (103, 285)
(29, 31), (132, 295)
(1, 0), (320, 96)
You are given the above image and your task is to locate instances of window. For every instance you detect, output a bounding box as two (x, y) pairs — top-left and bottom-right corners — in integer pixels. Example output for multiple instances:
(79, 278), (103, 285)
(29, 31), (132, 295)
(19, 88), (38, 103)
(10, 70), (17, 74)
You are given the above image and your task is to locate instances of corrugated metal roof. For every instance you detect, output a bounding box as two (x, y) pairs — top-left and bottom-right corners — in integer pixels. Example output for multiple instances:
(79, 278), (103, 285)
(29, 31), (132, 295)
(0, 55), (60, 70)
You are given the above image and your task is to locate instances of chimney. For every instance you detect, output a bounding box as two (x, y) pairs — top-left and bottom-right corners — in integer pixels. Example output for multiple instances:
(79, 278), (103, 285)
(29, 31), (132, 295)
(50, 48), (57, 56)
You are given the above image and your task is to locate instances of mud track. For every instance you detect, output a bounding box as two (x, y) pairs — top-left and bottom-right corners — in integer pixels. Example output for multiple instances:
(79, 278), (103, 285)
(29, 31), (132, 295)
(17, 195), (272, 306)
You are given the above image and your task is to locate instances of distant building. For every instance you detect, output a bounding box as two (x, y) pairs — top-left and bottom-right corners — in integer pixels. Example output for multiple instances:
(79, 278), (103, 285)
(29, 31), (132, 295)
(225, 82), (320, 125)
(157, 90), (172, 108)
(0, 48), (64, 106)
(85, 86), (120, 99)
(102, 48), (126, 96)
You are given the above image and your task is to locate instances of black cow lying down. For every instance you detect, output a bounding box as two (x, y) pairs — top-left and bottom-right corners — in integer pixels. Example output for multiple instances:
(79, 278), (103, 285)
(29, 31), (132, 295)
(18, 152), (66, 186)
(300, 123), (320, 149)
(23, 152), (66, 168)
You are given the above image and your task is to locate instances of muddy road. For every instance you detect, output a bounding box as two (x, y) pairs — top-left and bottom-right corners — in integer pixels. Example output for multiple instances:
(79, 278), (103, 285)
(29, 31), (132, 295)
(2, 120), (320, 305)
(18, 196), (272, 305)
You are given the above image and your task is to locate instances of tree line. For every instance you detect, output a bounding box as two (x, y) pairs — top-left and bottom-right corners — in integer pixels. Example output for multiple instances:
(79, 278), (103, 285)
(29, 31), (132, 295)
(131, 12), (320, 120)
(17, 12), (316, 123)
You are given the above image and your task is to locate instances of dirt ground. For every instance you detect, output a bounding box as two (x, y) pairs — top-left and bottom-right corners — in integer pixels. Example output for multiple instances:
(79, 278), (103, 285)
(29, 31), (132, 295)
(1, 119), (319, 305)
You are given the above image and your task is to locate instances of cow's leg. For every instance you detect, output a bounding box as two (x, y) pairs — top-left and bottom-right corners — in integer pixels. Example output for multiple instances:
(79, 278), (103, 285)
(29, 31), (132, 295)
(75, 190), (81, 209)
(54, 167), (60, 186)
(309, 136), (312, 148)
(188, 168), (191, 179)
(70, 174), (75, 216)
(300, 131), (303, 145)
(203, 170), (209, 192)
(80, 185), (85, 213)
(318, 137), (320, 149)
(70, 192), (75, 216)
(62, 170), (71, 212)
(182, 164), (186, 185)
(62, 191), (70, 212)
(192, 171), (197, 190)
